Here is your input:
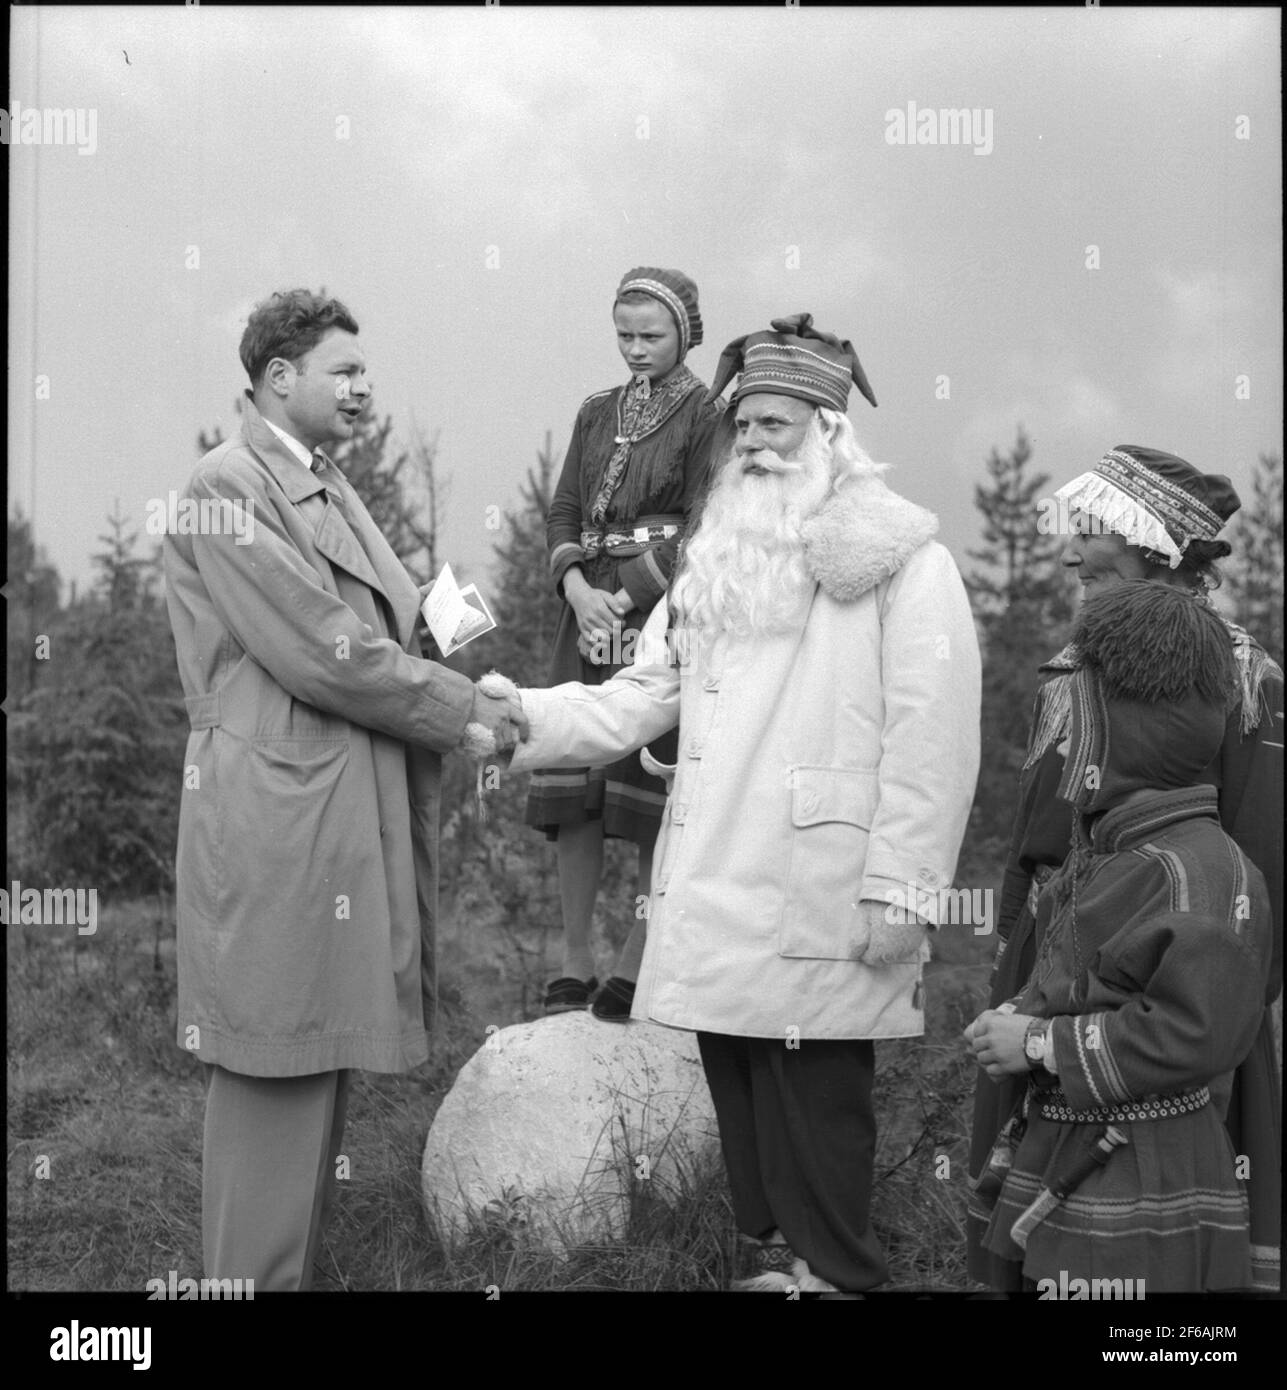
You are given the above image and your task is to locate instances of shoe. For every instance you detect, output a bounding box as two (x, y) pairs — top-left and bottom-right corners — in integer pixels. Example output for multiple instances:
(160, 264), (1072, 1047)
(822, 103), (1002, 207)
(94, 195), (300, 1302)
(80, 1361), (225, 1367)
(791, 1256), (864, 1295)
(590, 976), (636, 1022)
(543, 976), (597, 1014)
(731, 1233), (798, 1291)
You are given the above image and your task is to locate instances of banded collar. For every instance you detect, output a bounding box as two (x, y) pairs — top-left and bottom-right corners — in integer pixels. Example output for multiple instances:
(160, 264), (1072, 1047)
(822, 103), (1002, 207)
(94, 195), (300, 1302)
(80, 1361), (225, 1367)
(1086, 785), (1220, 854)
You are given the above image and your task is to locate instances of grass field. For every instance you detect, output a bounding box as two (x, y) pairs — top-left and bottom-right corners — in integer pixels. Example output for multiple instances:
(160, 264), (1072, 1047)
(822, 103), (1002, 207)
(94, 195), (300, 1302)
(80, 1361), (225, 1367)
(7, 894), (995, 1293)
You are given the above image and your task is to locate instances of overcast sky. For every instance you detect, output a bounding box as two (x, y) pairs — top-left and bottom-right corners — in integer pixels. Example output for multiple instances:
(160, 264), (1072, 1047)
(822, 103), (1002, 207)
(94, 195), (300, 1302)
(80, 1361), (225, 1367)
(9, 5), (1282, 602)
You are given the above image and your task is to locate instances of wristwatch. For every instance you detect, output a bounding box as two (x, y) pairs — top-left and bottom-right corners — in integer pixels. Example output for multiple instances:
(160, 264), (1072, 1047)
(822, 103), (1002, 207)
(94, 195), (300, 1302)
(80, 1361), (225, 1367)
(1024, 1018), (1051, 1071)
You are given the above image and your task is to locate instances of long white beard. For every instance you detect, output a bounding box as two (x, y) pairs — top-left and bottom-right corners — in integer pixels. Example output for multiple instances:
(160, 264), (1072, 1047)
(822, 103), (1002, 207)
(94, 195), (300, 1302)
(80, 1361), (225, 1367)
(672, 427), (833, 638)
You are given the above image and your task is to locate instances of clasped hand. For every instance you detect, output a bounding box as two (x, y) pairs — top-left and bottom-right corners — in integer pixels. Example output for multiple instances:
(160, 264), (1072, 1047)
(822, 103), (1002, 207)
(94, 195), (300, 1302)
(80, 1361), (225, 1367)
(567, 578), (630, 665)
(468, 685), (529, 755)
(963, 1008), (1033, 1078)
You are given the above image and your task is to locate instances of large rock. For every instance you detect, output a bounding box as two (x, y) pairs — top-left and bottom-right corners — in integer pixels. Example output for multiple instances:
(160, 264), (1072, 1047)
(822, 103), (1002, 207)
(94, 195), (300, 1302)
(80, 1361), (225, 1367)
(422, 1012), (720, 1251)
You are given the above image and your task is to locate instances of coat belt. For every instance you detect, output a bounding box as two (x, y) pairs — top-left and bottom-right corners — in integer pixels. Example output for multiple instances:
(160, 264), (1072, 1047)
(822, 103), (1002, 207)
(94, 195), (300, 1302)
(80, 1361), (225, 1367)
(185, 692), (221, 729)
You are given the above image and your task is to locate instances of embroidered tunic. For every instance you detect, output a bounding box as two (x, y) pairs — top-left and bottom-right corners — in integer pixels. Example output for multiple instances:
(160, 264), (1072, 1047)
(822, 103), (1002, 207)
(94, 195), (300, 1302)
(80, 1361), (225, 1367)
(525, 366), (720, 843)
(975, 787), (1273, 1291)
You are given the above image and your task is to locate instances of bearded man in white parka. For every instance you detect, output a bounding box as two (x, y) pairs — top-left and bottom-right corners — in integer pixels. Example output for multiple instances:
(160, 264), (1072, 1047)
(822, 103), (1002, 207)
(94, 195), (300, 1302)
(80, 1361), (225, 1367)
(507, 313), (981, 1293)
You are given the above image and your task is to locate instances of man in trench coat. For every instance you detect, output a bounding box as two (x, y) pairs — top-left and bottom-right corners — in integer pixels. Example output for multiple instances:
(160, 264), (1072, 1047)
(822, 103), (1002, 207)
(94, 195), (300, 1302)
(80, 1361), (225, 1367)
(163, 289), (520, 1289)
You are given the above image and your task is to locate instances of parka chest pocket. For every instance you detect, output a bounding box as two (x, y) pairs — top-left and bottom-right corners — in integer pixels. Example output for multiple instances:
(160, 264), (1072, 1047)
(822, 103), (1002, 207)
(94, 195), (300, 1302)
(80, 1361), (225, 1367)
(779, 766), (879, 960)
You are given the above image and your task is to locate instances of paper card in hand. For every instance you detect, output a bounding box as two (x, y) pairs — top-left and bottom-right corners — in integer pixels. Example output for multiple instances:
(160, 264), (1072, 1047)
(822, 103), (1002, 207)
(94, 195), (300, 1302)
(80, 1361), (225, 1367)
(422, 562), (498, 656)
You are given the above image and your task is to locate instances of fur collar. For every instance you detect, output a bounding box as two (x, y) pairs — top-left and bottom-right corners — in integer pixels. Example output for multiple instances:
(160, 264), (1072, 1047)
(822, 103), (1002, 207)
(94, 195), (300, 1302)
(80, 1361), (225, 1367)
(801, 472), (939, 600)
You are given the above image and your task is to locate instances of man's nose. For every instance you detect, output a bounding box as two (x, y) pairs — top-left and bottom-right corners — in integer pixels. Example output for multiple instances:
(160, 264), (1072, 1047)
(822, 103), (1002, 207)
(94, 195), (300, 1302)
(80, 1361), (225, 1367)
(1059, 538), (1080, 567)
(738, 428), (763, 452)
(351, 374), (372, 399)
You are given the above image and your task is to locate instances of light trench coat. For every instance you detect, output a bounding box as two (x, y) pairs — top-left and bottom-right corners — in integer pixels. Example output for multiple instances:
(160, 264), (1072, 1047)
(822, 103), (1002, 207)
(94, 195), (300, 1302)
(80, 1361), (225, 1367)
(511, 473), (982, 1039)
(164, 396), (477, 1077)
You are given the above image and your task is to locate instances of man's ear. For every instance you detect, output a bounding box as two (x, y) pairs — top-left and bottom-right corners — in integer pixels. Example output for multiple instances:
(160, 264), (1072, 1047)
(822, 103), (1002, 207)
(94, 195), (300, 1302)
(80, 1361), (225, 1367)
(264, 356), (295, 398)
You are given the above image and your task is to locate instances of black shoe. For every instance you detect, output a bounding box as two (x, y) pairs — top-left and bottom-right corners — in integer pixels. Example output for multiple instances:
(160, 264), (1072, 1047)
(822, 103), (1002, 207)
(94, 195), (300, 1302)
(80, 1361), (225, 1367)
(590, 976), (636, 1022)
(543, 976), (598, 1014)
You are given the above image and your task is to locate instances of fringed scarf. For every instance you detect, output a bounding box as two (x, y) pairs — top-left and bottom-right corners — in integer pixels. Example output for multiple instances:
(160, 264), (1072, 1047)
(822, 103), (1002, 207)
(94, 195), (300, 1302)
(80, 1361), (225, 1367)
(1024, 607), (1277, 772)
(588, 363), (703, 524)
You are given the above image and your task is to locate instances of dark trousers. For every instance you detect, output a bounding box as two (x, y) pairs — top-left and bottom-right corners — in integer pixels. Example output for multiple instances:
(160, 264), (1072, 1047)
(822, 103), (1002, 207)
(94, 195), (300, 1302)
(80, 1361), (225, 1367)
(697, 1031), (889, 1291)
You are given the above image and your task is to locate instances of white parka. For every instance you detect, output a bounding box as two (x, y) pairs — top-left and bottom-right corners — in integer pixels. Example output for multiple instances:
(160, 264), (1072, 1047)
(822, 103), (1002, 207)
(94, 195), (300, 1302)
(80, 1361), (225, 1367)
(511, 473), (982, 1039)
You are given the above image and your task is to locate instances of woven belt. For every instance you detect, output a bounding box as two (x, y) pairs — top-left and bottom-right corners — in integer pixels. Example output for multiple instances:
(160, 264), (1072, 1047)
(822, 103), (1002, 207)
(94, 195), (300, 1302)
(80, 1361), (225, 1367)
(581, 516), (682, 559)
(1038, 1085), (1210, 1124)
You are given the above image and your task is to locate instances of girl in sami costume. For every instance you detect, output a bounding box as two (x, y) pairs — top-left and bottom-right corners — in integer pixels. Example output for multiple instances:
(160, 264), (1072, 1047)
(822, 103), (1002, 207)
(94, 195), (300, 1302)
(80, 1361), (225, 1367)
(525, 268), (720, 1020)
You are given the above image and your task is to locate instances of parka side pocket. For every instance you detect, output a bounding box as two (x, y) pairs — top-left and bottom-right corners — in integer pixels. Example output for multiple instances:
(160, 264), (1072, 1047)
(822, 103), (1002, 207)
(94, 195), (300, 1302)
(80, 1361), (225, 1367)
(778, 765), (880, 961)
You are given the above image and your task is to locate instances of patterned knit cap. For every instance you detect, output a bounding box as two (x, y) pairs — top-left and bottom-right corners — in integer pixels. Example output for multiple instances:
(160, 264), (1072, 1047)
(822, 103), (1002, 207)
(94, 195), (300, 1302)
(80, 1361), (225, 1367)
(705, 312), (877, 411)
(1053, 446), (1240, 569)
(615, 267), (703, 360)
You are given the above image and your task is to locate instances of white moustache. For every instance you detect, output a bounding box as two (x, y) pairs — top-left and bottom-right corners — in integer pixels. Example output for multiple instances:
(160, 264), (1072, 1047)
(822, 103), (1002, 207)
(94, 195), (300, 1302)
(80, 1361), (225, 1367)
(740, 453), (805, 476)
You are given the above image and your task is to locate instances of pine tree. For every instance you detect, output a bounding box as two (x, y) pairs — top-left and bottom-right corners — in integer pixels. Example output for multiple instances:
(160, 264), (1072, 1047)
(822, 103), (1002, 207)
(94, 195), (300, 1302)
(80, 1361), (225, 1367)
(483, 431), (563, 687)
(335, 410), (438, 585)
(962, 427), (1074, 880)
(1226, 451), (1284, 667)
(436, 434), (567, 1007)
(12, 508), (186, 897)
(6, 510), (62, 705)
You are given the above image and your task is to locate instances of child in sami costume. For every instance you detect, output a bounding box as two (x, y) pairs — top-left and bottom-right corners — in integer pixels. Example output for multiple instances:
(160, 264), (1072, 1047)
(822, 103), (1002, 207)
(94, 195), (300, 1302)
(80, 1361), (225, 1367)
(524, 268), (720, 1019)
(966, 581), (1274, 1292)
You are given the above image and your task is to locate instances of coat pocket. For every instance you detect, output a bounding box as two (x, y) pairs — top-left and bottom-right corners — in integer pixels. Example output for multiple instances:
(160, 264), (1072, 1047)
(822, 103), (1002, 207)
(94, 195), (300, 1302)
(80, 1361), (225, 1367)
(778, 765), (879, 960)
(212, 734), (356, 1031)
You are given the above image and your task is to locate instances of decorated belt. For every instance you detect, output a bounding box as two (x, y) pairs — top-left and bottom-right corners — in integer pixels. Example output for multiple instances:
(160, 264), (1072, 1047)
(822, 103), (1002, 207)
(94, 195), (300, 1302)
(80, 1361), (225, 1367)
(1038, 1085), (1210, 1124)
(581, 515), (683, 559)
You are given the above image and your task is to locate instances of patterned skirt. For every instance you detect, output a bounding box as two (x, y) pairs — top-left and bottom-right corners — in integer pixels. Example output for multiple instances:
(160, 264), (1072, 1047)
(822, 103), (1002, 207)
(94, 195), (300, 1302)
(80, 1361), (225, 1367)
(975, 1104), (1252, 1293)
(523, 594), (676, 847)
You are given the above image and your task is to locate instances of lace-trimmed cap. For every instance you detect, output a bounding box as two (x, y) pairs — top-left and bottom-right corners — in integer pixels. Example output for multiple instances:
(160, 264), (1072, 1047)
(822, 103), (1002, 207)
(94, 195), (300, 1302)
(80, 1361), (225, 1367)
(1053, 446), (1240, 569)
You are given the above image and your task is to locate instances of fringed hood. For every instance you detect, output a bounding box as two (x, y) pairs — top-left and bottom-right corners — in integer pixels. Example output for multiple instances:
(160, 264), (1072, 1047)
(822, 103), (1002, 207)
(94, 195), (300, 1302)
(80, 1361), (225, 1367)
(801, 473), (939, 601)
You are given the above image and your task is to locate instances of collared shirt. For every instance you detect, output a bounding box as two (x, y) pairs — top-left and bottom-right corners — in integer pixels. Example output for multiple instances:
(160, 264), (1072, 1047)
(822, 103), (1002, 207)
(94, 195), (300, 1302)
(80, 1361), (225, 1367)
(263, 417), (316, 472)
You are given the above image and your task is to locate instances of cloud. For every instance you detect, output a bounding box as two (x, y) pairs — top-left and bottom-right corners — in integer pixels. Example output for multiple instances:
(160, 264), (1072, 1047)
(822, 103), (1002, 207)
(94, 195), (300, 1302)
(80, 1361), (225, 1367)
(1146, 264), (1256, 403)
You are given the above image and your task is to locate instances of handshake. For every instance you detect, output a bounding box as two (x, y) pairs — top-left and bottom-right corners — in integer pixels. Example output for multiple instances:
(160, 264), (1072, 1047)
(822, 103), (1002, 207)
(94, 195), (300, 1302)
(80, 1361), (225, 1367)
(461, 672), (530, 758)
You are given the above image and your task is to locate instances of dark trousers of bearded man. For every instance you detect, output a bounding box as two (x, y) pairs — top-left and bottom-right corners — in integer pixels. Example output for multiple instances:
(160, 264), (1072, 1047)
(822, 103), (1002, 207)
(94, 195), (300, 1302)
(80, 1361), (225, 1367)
(697, 1032), (889, 1291)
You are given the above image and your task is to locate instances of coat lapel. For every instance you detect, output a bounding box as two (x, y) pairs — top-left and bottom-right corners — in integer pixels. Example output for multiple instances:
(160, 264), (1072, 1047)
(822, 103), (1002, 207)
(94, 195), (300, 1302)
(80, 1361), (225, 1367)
(239, 400), (415, 647)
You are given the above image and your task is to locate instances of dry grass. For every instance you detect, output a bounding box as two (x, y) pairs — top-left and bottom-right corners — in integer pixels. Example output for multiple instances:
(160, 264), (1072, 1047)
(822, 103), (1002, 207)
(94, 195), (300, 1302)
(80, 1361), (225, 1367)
(7, 900), (995, 1292)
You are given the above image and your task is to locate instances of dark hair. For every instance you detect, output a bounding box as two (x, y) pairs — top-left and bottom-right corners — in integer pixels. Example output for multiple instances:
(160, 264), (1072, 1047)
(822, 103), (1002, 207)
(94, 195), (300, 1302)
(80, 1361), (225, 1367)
(239, 289), (359, 387)
(1140, 536), (1233, 591)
